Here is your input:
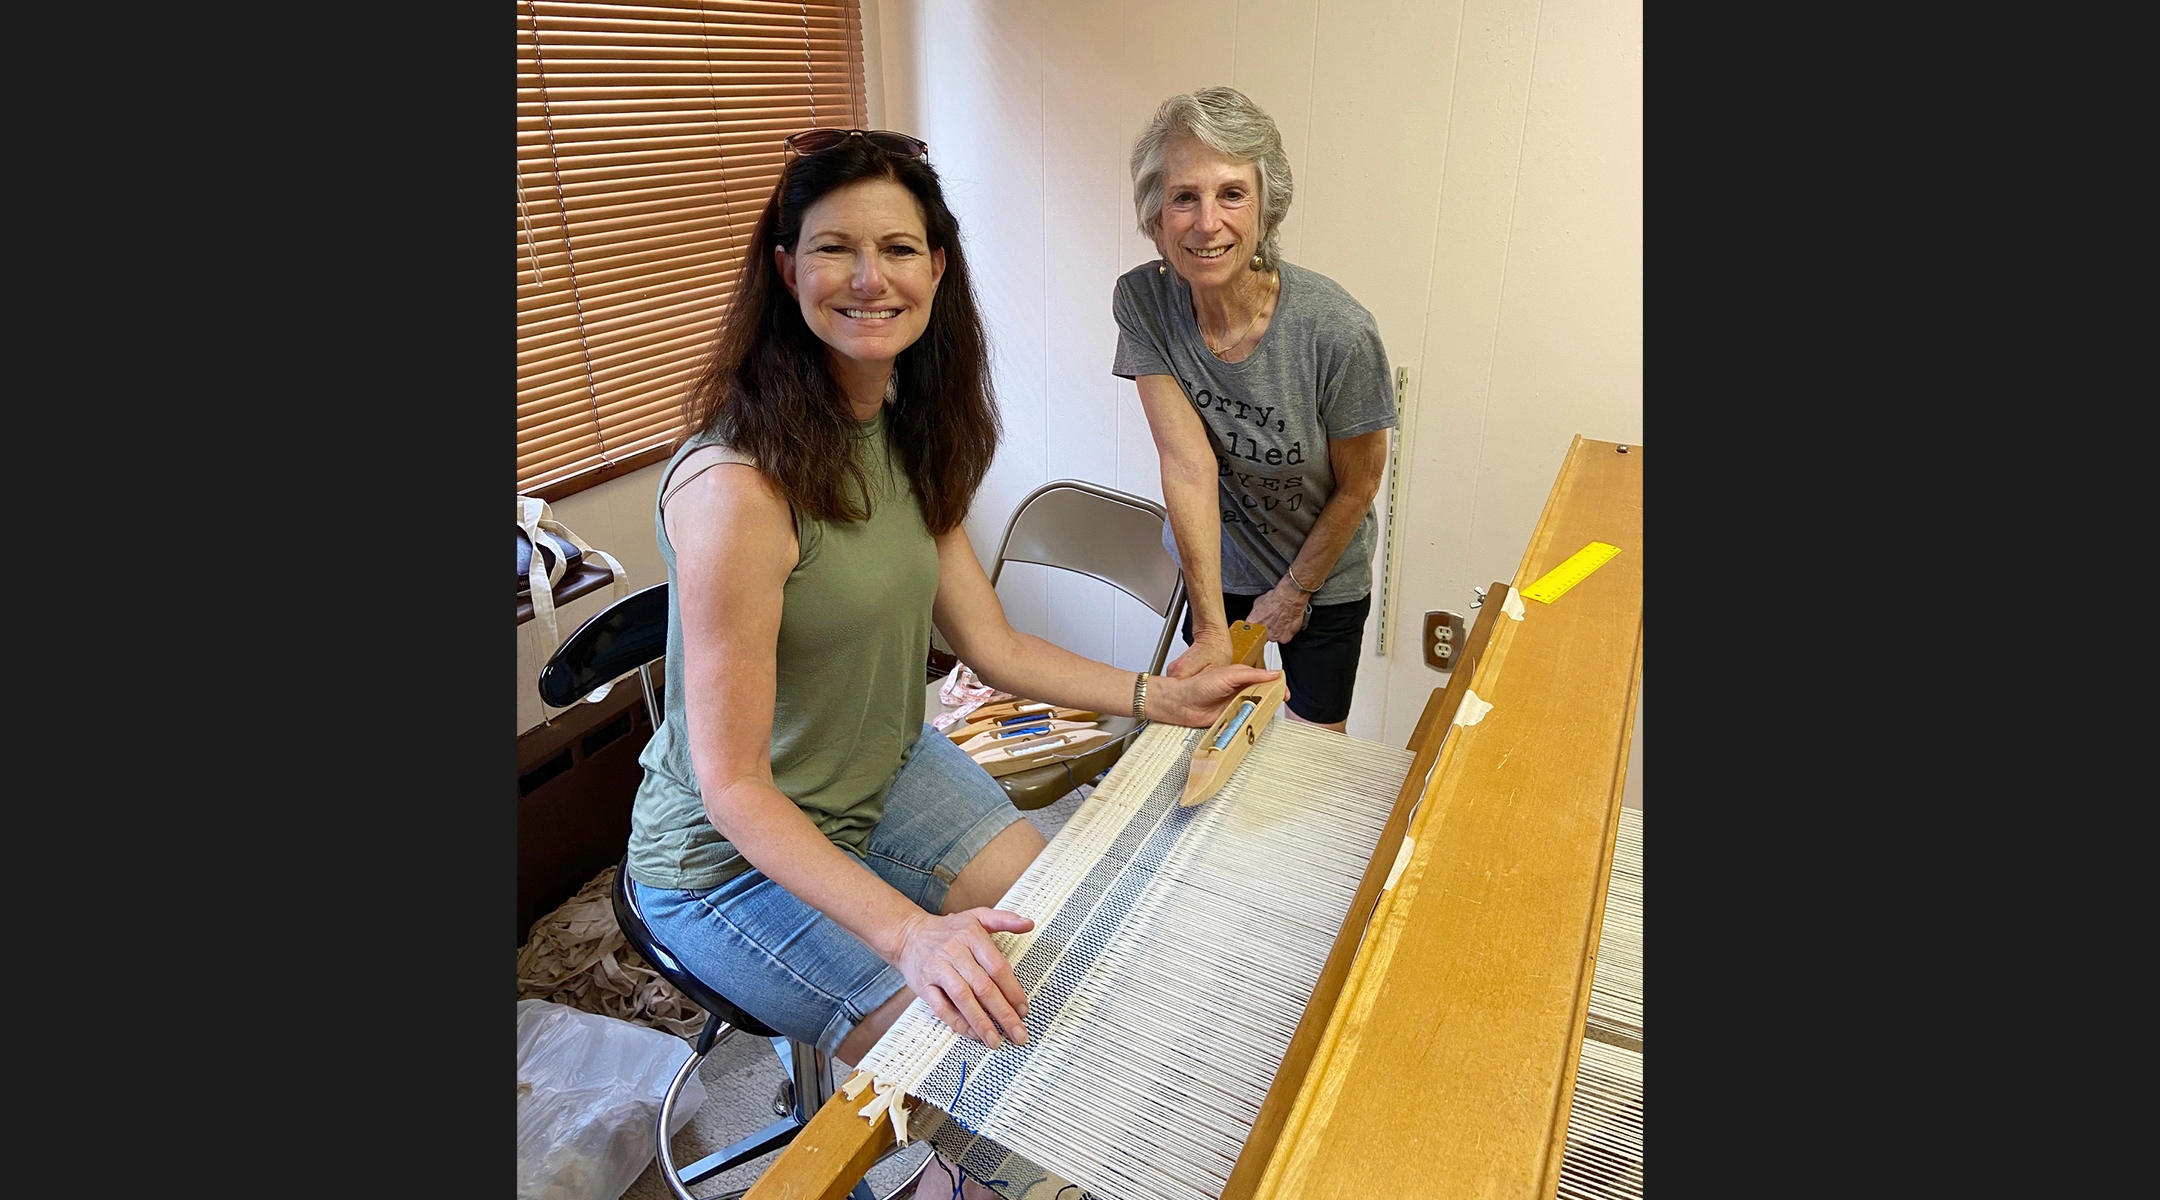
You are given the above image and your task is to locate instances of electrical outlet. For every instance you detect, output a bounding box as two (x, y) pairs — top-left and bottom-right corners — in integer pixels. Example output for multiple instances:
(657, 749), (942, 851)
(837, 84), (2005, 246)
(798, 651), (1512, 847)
(1423, 611), (1466, 672)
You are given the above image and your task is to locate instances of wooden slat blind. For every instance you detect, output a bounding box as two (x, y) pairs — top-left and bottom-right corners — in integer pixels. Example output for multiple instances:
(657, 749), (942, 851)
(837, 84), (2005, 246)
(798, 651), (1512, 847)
(517, 0), (866, 498)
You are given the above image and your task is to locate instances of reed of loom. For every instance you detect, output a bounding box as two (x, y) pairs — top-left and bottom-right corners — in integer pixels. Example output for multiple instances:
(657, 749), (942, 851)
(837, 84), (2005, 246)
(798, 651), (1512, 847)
(743, 435), (1643, 1200)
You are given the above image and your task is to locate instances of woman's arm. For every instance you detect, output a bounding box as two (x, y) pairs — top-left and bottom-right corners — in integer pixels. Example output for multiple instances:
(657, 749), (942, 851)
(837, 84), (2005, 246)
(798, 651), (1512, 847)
(1244, 428), (1390, 642)
(1135, 373), (1234, 677)
(667, 459), (1033, 1048)
(930, 522), (1276, 727)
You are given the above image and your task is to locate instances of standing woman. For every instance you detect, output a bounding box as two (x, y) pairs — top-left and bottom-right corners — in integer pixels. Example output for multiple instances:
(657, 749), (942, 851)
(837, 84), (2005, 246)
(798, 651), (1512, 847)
(627, 128), (1273, 1155)
(1114, 87), (1398, 732)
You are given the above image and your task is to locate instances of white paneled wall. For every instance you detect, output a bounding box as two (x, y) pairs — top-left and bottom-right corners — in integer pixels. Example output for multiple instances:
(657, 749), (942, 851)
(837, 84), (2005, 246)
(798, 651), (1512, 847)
(870, 0), (1641, 761)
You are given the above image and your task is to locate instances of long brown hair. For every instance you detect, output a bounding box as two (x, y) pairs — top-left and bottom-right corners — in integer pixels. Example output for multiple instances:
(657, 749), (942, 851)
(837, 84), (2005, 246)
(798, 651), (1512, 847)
(681, 138), (999, 534)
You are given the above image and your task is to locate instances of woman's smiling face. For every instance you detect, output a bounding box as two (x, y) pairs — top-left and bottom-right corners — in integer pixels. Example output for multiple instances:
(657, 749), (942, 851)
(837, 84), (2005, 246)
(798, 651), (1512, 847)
(777, 177), (947, 370)
(1156, 137), (1264, 288)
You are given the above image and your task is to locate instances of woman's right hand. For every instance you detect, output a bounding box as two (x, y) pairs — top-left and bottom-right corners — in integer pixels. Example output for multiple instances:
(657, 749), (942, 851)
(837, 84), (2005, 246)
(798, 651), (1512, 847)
(1147, 662), (1281, 727)
(894, 908), (1036, 1048)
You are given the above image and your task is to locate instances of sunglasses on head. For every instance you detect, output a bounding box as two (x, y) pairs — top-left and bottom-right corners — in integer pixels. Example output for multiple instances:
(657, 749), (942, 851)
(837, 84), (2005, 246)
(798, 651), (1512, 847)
(781, 128), (930, 161)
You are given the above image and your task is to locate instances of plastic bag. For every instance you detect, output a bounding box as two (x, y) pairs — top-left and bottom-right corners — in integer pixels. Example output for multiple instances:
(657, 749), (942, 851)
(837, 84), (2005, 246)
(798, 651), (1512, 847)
(516, 999), (708, 1200)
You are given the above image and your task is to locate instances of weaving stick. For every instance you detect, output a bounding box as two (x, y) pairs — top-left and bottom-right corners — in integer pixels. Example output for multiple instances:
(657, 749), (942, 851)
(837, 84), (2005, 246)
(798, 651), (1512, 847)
(1179, 674), (1289, 806)
(953, 701), (1027, 725)
(946, 706), (1100, 744)
(1173, 617), (1279, 806)
(956, 719), (1101, 755)
(1183, 612), (1278, 802)
(971, 728), (1116, 777)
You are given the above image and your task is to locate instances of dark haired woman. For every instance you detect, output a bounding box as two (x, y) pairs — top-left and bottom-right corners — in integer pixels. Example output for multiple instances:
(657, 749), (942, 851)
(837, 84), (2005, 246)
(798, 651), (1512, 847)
(624, 130), (1276, 1115)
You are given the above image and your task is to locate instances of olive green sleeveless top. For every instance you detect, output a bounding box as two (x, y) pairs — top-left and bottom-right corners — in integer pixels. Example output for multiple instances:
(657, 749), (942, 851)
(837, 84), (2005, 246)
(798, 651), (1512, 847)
(625, 409), (939, 890)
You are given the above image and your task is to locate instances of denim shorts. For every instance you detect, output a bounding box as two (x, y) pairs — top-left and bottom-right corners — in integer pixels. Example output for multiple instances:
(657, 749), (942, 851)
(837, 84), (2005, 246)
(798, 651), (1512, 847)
(630, 724), (1026, 1057)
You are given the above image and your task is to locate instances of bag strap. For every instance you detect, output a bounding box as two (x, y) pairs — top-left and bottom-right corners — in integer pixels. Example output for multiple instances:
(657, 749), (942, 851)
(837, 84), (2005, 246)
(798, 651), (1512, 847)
(516, 494), (630, 664)
(517, 497), (565, 648)
(519, 494), (633, 658)
(539, 516), (629, 609)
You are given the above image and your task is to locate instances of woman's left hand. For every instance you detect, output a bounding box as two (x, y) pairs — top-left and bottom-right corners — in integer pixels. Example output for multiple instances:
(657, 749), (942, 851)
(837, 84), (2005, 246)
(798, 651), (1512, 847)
(1146, 662), (1281, 727)
(1246, 582), (1312, 644)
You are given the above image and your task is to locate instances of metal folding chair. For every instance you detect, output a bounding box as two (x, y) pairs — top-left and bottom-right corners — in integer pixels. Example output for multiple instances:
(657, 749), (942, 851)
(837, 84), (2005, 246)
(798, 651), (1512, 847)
(977, 479), (1188, 810)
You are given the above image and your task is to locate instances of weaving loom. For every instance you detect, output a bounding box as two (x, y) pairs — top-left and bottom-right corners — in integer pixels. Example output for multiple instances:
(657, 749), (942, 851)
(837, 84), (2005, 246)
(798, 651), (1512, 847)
(857, 716), (1414, 1200)
(747, 435), (1644, 1200)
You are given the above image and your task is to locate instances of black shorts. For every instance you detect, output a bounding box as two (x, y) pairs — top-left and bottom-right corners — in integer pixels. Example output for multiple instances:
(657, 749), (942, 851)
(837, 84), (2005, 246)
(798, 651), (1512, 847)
(1182, 591), (1373, 725)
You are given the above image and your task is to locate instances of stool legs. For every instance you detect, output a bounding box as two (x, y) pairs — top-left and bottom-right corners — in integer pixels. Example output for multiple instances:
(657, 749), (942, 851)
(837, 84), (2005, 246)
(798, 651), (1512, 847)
(656, 1018), (882, 1200)
(788, 1038), (842, 1122)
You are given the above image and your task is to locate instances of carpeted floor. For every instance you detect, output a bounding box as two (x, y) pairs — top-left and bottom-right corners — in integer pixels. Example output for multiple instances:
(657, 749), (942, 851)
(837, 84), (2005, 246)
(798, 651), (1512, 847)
(618, 784), (1093, 1200)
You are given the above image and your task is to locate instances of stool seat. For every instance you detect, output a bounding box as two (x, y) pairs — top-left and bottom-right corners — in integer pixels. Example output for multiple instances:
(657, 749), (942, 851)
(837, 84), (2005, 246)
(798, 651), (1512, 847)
(611, 855), (780, 1040)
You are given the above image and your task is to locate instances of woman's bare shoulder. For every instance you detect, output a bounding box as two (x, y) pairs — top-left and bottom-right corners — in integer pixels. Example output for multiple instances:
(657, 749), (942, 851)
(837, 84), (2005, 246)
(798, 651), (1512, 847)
(662, 446), (793, 552)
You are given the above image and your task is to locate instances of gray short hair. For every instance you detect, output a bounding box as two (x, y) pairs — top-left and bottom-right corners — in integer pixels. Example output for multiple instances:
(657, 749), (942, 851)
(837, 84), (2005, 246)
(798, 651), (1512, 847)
(1130, 87), (1294, 271)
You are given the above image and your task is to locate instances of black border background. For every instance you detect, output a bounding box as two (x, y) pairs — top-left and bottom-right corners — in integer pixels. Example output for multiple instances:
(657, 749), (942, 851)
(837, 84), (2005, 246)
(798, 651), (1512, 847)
(212, 6), (513, 1189)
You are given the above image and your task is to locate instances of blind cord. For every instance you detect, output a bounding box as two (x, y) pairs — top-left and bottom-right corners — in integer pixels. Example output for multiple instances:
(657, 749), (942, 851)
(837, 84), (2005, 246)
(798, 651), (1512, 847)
(515, 166), (544, 288)
(695, 1), (736, 246)
(802, 2), (818, 127)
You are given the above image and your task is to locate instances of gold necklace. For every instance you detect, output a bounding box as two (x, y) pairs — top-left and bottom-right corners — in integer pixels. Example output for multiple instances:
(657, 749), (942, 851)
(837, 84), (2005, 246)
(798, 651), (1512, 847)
(1204, 272), (1277, 359)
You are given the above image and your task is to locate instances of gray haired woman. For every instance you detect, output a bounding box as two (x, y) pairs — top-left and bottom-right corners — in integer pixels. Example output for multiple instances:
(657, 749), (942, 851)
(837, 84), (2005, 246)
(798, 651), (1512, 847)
(1113, 86), (1397, 732)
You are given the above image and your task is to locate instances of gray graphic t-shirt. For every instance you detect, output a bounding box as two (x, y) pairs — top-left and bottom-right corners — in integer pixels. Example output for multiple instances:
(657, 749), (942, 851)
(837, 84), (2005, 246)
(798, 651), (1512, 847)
(1111, 260), (1398, 605)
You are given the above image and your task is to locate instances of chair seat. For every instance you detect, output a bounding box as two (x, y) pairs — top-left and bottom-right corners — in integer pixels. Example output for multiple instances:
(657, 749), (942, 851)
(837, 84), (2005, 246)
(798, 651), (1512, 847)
(994, 714), (1139, 810)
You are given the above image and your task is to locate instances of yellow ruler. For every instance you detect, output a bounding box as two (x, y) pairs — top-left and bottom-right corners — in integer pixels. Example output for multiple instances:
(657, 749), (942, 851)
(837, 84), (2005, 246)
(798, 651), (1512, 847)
(1520, 541), (1621, 604)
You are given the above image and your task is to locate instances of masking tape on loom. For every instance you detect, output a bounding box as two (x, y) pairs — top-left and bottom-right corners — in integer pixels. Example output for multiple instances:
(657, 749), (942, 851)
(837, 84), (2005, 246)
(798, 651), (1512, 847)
(1383, 836), (1416, 893)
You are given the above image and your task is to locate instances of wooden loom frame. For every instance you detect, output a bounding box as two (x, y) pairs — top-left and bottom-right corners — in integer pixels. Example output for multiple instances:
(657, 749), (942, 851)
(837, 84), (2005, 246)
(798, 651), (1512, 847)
(742, 435), (1644, 1200)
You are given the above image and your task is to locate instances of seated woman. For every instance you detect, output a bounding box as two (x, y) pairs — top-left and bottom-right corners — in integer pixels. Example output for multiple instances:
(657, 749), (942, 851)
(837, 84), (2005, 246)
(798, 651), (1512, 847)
(627, 128), (1275, 1193)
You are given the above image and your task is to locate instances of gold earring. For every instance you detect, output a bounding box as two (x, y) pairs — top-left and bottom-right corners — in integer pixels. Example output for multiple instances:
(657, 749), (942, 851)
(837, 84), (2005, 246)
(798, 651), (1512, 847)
(1158, 262), (1166, 276)
(1251, 253), (1264, 270)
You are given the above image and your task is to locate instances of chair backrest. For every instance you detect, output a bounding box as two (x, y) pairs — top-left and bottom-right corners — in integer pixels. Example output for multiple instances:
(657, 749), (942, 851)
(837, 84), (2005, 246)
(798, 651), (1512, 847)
(989, 480), (1186, 672)
(537, 582), (670, 709)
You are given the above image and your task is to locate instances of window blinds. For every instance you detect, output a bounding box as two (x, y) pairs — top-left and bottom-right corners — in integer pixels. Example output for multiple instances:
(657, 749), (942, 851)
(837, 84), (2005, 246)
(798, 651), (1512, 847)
(517, 0), (866, 498)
